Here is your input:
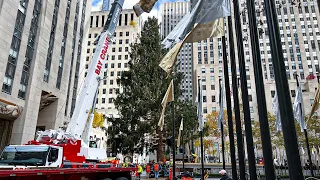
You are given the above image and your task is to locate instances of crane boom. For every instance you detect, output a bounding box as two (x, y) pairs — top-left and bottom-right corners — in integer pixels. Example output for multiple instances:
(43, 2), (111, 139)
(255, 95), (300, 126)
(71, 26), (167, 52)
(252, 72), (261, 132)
(66, 0), (125, 140)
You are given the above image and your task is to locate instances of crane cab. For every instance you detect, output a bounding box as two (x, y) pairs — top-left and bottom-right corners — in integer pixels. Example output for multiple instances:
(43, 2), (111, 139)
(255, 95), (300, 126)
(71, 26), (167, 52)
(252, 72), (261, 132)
(0, 145), (63, 169)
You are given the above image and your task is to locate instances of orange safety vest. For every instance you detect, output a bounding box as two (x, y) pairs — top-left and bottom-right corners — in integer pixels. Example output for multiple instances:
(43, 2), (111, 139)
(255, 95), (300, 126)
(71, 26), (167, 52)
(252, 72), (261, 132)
(146, 165), (151, 172)
(154, 164), (159, 172)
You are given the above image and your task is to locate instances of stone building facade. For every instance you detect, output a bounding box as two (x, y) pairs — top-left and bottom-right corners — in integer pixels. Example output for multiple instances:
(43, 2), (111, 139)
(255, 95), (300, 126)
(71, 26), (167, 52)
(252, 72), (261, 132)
(0, 0), (91, 151)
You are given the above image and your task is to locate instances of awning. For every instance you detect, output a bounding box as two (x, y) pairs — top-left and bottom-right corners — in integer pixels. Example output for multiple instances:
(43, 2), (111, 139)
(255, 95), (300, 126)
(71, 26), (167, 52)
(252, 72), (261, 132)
(0, 99), (22, 120)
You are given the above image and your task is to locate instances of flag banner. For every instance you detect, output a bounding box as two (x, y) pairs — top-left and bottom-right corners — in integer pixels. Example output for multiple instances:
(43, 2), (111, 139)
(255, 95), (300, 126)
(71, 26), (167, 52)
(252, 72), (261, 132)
(218, 81), (224, 130)
(133, 0), (159, 17)
(198, 79), (204, 131)
(293, 86), (307, 132)
(158, 80), (174, 131)
(309, 84), (320, 122)
(161, 0), (231, 48)
(177, 118), (183, 147)
(272, 92), (282, 132)
(161, 0), (203, 48)
(302, 80), (310, 92)
(159, 42), (184, 73)
(186, 142), (190, 157)
(184, 18), (224, 43)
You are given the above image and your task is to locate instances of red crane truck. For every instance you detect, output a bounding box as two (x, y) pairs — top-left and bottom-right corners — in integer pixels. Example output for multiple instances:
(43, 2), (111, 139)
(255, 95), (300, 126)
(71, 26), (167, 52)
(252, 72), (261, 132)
(0, 0), (137, 179)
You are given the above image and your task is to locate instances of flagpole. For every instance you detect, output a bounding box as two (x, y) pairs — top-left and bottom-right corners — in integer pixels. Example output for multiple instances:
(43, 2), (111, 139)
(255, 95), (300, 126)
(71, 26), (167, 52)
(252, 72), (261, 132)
(181, 115), (185, 174)
(198, 77), (205, 180)
(172, 99), (176, 180)
(182, 134), (185, 173)
(232, 0), (258, 176)
(264, 0), (304, 176)
(219, 78), (226, 170)
(222, 31), (237, 179)
(246, 0), (277, 177)
(227, 16), (246, 180)
(294, 73), (314, 177)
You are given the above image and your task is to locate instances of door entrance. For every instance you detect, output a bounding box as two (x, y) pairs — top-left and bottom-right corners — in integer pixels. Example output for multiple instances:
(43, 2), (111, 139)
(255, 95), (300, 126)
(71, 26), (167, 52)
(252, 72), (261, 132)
(0, 119), (13, 152)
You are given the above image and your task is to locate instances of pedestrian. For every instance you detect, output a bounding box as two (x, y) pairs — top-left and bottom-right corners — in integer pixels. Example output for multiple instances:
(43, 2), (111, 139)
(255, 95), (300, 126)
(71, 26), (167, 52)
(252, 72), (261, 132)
(137, 164), (143, 179)
(153, 162), (162, 180)
(146, 163), (151, 178)
(219, 169), (232, 180)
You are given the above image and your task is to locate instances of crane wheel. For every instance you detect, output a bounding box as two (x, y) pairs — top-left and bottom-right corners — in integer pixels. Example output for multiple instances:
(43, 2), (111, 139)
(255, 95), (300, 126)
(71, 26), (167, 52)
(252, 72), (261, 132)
(116, 177), (129, 180)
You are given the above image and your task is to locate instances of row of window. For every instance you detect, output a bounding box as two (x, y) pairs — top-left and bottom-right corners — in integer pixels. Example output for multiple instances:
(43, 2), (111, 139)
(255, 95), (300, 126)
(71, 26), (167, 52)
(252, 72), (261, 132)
(65, 0), (81, 116)
(56, 0), (72, 89)
(86, 53), (130, 62)
(202, 106), (255, 114)
(70, 0), (87, 117)
(18, 0), (42, 99)
(2, 0), (29, 94)
(43, 0), (60, 83)
(90, 13), (135, 28)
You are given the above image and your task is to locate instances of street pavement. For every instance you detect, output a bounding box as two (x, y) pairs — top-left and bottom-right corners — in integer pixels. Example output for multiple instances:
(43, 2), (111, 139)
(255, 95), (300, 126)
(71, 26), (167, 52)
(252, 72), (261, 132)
(138, 172), (220, 180)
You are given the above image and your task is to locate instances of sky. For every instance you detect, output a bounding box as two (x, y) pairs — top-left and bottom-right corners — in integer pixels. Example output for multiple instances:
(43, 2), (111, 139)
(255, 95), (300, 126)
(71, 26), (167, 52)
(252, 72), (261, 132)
(91, 0), (189, 20)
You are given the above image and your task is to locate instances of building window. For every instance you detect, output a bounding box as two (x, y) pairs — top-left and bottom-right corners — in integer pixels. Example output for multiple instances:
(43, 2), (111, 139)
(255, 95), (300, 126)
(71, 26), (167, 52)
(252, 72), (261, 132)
(18, 0), (42, 99)
(271, 90), (275, 98)
(203, 96), (207, 102)
(3, 0), (29, 94)
(212, 96), (216, 102)
(66, 0), (81, 116)
(70, 0), (88, 117)
(57, 0), (72, 89)
(250, 107), (254, 113)
(201, 107), (207, 114)
(44, 0), (61, 82)
(202, 85), (206, 90)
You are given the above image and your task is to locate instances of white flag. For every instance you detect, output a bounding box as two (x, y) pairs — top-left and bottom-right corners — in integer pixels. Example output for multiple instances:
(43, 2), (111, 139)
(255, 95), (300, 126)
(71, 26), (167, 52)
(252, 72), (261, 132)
(272, 92), (282, 132)
(177, 118), (184, 147)
(161, 0), (231, 48)
(218, 81), (224, 130)
(293, 86), (307, 132)
(198, 79), (203, 131)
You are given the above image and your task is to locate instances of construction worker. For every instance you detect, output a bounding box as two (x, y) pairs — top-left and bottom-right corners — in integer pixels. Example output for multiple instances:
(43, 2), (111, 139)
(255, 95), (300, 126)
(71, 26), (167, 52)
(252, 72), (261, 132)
(219, 169), (232, 180)
(146, 163), (151, 178)
(153, 162), (162, 180)
(137, 164), (143, 179)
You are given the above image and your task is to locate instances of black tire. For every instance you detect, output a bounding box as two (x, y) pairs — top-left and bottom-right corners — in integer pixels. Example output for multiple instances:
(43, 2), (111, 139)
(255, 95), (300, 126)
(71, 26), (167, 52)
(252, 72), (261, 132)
(116, 177), (129, 180)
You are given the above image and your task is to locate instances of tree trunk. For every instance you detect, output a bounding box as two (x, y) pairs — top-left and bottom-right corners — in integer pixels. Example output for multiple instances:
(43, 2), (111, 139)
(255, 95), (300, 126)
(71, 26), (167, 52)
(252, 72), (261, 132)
(156, 128), (164, 162)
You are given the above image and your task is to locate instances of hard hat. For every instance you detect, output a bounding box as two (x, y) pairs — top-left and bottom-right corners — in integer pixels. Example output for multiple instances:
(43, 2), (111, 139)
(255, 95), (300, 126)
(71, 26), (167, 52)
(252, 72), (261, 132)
(219, 169), (227, 175)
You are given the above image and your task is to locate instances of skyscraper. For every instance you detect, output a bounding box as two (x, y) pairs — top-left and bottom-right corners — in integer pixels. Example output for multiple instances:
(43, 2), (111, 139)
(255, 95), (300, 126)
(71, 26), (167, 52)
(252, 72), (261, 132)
(0, 0), (92, 151)
(161, 1), (193, 101)
(85, 9), (142, 119)
(192, 0), (320, 122)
